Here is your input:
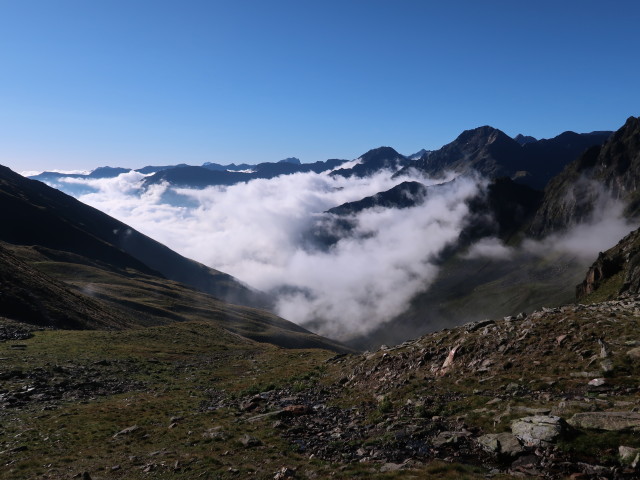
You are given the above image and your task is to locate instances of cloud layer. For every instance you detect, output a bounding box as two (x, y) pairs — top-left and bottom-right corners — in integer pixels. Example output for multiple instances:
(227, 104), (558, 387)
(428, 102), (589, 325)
(58, 169), (481, 339)
(53, 168), (636, 341)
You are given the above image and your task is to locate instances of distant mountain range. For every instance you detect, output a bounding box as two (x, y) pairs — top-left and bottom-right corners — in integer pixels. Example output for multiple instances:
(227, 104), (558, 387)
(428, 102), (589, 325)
(18, 117), (640, 348)
(28, 127), (613, 195)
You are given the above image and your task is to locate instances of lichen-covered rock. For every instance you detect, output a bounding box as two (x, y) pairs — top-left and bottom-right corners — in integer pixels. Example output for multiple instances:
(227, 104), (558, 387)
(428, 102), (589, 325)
(619, 446), (640, 467)
(568, 412), (640, 431)
(511, 415), (565, 446)
(476, 432), (523, 456)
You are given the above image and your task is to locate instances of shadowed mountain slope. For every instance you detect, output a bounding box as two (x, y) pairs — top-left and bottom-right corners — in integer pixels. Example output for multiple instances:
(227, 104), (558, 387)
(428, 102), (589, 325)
(0, 165), (268, 309)
(577, 225), (640, 302)
(0, 165), (352, 352)
(529, 117), (640, 237)
(395, 127), (611, 190)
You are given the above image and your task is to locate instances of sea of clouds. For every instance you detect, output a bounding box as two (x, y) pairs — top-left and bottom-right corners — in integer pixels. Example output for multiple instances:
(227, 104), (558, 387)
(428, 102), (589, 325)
(49, 168), (635, 340)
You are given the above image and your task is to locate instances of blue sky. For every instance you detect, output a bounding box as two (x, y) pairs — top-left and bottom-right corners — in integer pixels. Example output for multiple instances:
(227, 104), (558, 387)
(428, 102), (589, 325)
(1, 0), (639, 172)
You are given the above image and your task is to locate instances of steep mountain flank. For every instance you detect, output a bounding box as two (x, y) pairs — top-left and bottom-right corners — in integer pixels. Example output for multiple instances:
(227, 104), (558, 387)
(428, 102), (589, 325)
(530, 117), (640, 237)
(0, 165), (267, 308)
(0, 243), (137, 329)
(577, 226), (640, 301)
(0, 166), (351, 352)
(463, 177), (543, 242)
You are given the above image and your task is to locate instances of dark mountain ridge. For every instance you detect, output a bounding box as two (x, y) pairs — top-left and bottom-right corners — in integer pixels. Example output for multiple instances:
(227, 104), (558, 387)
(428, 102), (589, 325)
(0, 164), (352, 352)
(0, 165), (267, 309)
(143, 158), (346, 188)
(395, 126), (611, 190)
(330, 146), (410, 179)
(529, 116), (640, 237)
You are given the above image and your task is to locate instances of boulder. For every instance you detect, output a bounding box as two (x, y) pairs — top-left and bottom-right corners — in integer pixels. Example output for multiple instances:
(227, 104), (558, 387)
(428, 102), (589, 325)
(511, 415), (565, 446)
(239, 434), (262, 448)
(476, 432), (523, 456)
(431, 430), (471, 447)
(568, 412), (640, 431)
(627, 347), (640, 360)
(619, 446), (640, 467)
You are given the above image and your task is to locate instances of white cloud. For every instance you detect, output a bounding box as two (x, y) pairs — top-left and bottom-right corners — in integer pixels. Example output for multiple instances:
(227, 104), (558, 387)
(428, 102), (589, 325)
(64, 168), (481, 339)
(464, 237), (514, 260)
(49, 166), (637, 341)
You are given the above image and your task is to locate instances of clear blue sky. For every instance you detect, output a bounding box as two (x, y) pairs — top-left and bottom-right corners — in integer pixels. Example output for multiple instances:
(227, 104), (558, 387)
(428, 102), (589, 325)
(1, 0), (639, 172)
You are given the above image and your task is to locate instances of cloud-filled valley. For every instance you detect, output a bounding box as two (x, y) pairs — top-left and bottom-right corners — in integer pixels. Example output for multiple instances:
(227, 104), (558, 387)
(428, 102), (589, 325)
(51, 167), (478, 339)
(42, 156), (636, 343)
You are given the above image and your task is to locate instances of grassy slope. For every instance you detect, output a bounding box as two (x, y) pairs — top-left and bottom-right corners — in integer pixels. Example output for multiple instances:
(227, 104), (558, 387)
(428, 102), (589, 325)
(348, 248), (586, 349)
(0, 318), (495, 480)
(3, 243), (351, 353)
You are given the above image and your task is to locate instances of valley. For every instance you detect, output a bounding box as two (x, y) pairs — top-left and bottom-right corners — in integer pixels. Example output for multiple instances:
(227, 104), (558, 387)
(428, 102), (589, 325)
(2, 116), (640, 478)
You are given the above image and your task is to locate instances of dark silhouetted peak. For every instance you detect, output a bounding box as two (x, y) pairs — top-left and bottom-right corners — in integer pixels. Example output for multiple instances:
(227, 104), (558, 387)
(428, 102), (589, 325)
(514, 134), (537, 145)
(330, 147), (409, 179)
(398, 123), (612, 191)
(359, 146), (402, 163)
(278, 157), (301, 165)
(88, 166), (130, 178)
(407, 148), (430, 160)
(327, 181), (427, 216)
(397, 125), (523, 181)
(455, 125), (511, 145)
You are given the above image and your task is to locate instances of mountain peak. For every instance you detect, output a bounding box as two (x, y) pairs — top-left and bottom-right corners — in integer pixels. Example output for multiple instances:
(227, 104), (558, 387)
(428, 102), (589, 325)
(359, 146), (402, 162)
(278, 157), (301, 165)
(514, 133), (537, 145)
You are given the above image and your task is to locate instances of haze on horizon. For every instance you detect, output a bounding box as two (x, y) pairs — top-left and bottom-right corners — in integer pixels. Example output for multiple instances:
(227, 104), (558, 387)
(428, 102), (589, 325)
(1, 0), (639, 173)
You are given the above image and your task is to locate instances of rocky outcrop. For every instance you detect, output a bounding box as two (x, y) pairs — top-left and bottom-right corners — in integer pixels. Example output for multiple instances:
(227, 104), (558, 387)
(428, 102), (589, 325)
(476, 432), (523, 456)
(568, 412), (640, 431)
(576, 226), (640, 300)
(511, 415), (565, 446)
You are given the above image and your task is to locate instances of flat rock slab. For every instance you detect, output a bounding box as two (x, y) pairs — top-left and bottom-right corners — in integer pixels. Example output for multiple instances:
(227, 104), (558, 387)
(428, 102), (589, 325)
(568, 412), (640, 431)
(511, 415), (565, 446)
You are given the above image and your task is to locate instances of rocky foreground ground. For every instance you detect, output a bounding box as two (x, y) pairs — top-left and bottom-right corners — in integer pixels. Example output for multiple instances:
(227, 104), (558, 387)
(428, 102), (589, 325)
(215, 296), (640, 479)
(1, 296), (640, 479)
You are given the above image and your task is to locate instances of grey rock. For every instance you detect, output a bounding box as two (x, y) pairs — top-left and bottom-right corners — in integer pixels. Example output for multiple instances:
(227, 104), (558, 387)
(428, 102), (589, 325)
(113, 425), (140, 438)
(627, 346), (640, 359)
(380, 462), (404, 472)
(239, 434), (262, 448)
(588, 378), (606, 387)
(511, 415), (565, 446)
(432, 431), (471, 447)
(274, 466), (296, 479)
(476, 432), (523, 456)
(203, 427), (228, 441)
(619, 446), (640, 467)
(568, 411), (640, 431)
